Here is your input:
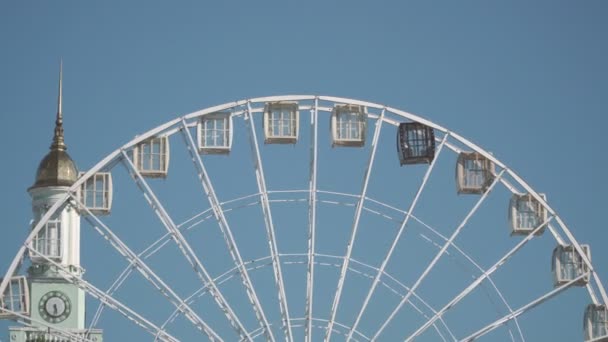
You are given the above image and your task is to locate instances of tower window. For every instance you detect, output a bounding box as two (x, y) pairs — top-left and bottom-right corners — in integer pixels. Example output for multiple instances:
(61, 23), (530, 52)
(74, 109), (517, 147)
(584, 304), (608, 341)
(456, 152), (495, 194)
(264, 102), (299, 144)
(32, 219), (62, 261)
(0, 276), (29, 317)
(552, 244), (591, 287)
(331, 105), (367, 147)
(508, 193), (547, 236)
(198, 112), (232, 154)
(79, 172), (113, 215)
(397, 122), (436, 165)
(133, 136), (170, 178)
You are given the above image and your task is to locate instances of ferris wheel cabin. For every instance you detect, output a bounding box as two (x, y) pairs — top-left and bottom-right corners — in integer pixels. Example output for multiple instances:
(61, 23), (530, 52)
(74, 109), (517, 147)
(132, 136), (170, 178)
(78, 172), (113, 215)
(396, 122), (436, 165)
(456, 152), (496, 194)
(508, 193), (548, 236)
(263, 102), (299, 144)
(198, 112), (233, 154)
(552, 244), (591, 287)
(0, 276), (29, 319)
(331, 104), (367, 147)
(585, 304), (608, 341)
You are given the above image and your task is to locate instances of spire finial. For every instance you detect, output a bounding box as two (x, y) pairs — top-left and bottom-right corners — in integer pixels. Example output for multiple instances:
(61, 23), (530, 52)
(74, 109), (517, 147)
(51, 59), (66, 151)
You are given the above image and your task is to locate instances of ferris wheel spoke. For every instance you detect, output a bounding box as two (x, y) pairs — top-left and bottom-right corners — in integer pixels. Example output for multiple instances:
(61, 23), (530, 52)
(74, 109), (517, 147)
(411, 216), (525, 341)
(72, 196), (223, 341)
(372, 168), (506, 340)
(179, 118), (276, 342)
(120, 150), (252, 341)
(245, 102), (294, 342)
(89, 207), (216, 330)
(345, 133), (449, 341)
(325, 109), (386, 342)
(26, 247), (180, 342)
(305, 98), (319, 342)
(459, 272), (588, 341)
(404, 215), (554, 341)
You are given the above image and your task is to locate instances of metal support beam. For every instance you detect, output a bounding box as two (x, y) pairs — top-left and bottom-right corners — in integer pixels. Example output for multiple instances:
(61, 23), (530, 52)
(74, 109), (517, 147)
(346, 133), (449, 341)
(459, 273), (588, 341)
(325, 109), (385, 342)
(120, 150), (252, 341)
(179, 118), (275, 342)
(372, 168), (506, 340)
(73, 196), (222, 341)
(245, 102), (294, 342)
(404, 215), (554, 341)
(305, 99), (319, 342)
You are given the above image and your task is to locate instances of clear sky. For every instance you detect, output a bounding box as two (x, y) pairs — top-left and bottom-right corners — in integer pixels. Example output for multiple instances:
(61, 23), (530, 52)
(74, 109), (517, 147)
(1, 1), (607, 341)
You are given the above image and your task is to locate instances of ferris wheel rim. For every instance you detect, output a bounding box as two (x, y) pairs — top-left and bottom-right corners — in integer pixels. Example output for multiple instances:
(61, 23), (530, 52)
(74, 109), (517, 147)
(2, 94), (606, 341)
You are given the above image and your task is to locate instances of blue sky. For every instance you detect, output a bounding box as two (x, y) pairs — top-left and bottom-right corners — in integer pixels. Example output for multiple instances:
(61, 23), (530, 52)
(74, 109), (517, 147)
(1, 1), (607, 341)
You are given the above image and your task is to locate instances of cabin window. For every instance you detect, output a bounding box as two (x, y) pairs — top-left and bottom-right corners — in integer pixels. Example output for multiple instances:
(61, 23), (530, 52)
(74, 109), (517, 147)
(584, 304), (608, 341)
(456, 152), (495, 194)
(331, 105), (367, 147)
(199, 113), (232, 153)
(32, 219), (61, 260)
(264, 102), (299, 144)
(0, 276), (29, 317)
(79, 172), (113, 215)
(397, 122), (435, 165)
(508, 193), (547, 236)
(133, 136), (170, 177)
(552, 244), (590, 287)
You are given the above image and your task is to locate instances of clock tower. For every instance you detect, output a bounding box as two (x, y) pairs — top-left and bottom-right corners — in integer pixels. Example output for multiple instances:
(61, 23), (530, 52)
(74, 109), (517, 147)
(7, 63), (103, 341)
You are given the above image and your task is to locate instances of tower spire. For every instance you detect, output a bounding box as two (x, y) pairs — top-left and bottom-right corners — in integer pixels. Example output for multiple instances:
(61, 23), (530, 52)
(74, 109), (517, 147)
(50, 59), (66, 151)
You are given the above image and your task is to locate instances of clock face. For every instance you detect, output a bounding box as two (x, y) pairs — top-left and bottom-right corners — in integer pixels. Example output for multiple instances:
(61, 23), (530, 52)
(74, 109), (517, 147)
(39, 291), (71, 323)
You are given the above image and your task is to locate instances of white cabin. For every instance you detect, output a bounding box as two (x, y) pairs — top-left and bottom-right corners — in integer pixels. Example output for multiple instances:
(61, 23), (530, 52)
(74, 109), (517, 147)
(263, 102), (299, 144)
(456, 152), (495, 194)
(331, 104), (367, 147)
(198, 112), (232, 154)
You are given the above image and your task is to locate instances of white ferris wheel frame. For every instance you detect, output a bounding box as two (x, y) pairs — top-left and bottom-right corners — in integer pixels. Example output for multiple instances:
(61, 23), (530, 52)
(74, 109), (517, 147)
(1, 95), (606, 341)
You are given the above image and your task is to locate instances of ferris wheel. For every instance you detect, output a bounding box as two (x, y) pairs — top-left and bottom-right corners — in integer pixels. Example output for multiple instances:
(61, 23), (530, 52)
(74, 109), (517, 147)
(1, 91), (607, 341)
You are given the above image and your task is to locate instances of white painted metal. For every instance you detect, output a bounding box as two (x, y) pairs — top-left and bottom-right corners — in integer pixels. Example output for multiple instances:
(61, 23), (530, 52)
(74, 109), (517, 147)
(345, 133), (449, 341)
(73, 196), (223, 341)
(180, 119), (276, 341)
(372, 169), (506, 340)
(304, 99), (319, 342)
(245, 102), (294, 342)
(120, 150), (252, 341)
(325, 109), (384, 342)
(460, 273), (589, 342)
(3, 95), (607, 340)
(404, 215), (553, 341)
